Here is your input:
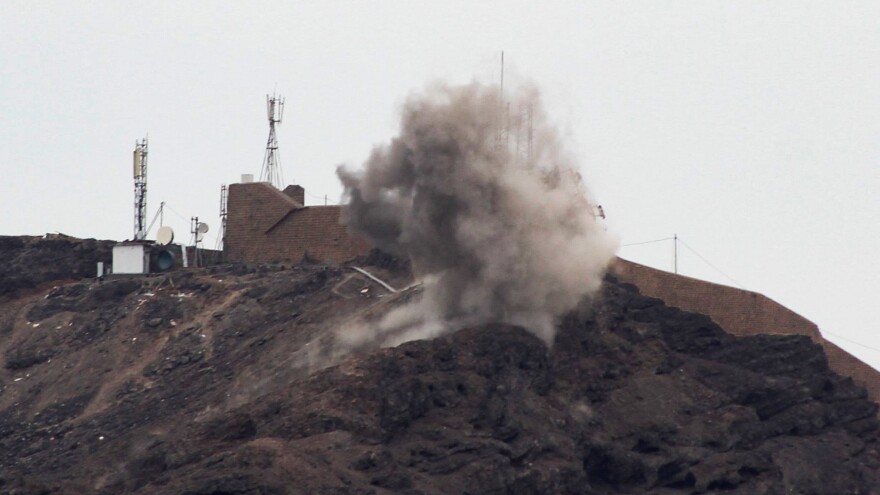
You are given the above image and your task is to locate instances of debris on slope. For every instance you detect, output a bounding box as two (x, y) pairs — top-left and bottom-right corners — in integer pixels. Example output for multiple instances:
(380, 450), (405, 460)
(0, 242), (876, 494)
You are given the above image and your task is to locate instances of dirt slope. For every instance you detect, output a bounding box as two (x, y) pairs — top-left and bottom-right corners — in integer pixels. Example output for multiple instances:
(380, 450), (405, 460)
(0, 243), (877, 494)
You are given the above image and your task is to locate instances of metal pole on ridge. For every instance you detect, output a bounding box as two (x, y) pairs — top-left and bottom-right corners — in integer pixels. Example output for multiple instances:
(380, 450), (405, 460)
(674, 234), (678, 274)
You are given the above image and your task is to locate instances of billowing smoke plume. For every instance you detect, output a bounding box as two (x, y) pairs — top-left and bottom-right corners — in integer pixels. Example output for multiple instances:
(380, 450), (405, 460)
(336, 82), (617, 347)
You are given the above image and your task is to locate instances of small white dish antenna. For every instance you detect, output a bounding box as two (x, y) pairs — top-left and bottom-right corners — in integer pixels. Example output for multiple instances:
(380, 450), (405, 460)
(156, 226), (175, 246)
(197, 222), (209, 234)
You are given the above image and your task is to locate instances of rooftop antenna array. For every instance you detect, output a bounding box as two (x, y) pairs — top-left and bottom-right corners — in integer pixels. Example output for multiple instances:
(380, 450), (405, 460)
(133, 137), (149, 240)
(260, 94), (285, 189)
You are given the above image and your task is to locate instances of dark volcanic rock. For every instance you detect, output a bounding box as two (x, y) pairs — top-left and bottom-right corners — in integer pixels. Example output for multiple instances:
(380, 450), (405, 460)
(140, 277), (880, 494)
(0, 235), (113, 298)
(0, 251), (876, 494)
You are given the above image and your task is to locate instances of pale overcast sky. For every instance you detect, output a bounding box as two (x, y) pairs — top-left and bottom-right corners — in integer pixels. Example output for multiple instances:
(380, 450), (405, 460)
(2, 1), (879, 369)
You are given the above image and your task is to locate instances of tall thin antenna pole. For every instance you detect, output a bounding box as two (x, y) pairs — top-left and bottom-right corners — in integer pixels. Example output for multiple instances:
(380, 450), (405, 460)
(191, 216), (201, 268)
(260, 94), (285, 189)
(674, 234), (678, 274)
(133, 137), (148, 240)
(500, 51), (504, 104)
(496, 51), (509, 152)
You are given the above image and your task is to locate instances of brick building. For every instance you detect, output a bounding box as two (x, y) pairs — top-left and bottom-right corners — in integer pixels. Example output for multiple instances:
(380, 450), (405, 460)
(224, 180), (880, 401)
(224, 182), (371, 265)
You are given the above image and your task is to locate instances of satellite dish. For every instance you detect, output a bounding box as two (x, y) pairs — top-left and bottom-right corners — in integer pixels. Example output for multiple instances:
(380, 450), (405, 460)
(156, 226), (174, 246)
(156, 250), (175, 271)
(197, 222), (209, 234)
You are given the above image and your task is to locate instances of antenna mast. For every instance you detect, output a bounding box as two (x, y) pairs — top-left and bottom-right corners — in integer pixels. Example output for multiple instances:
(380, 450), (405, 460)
(260, 94), (285, 189)
(496, 51), (508, 152)
(133, 137), (148, 240)
(500, 51), (504, 105)
(216, 184), (227, 251)
(191, 216), (200, 268)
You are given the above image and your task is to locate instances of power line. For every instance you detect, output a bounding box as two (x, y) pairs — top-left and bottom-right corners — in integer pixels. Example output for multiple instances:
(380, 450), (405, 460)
(620, 237), (674, 248)
(160, 204), (218, 246)
(821, 330), (880, 355)
(677, 238), (745, 289)
(621, 234), (745, 289)
(303, 190), (334, 206)
(621, 233), (880, 362)
(162, 203), (191, 225)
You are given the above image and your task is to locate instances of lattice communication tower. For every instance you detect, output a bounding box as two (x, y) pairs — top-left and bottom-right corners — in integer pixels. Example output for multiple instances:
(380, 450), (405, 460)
(133, 137), (149, 240)
(216, 184), (227, 251)
(260, 94), (285, 189)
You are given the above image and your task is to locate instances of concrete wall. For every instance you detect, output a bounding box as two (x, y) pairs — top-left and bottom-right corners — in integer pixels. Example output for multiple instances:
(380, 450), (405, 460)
(225, 182), (371, 265)
(611, 257), (880, 403)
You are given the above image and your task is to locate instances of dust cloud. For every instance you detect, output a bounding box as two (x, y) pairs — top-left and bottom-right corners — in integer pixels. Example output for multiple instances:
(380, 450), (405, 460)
(336, 82), (617, 347)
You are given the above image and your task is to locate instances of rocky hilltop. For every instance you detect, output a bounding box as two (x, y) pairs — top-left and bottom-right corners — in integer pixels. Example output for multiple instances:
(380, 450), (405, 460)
(0, 239), (877, 494)
(0, 235), (113, 299)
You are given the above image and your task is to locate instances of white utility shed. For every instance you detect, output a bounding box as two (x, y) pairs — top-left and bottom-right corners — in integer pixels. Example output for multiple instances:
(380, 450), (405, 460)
(112, 244), (149, 275)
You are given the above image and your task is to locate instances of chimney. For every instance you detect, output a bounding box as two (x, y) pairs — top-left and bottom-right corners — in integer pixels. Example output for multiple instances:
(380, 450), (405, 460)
(283, 185), (305, 206)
